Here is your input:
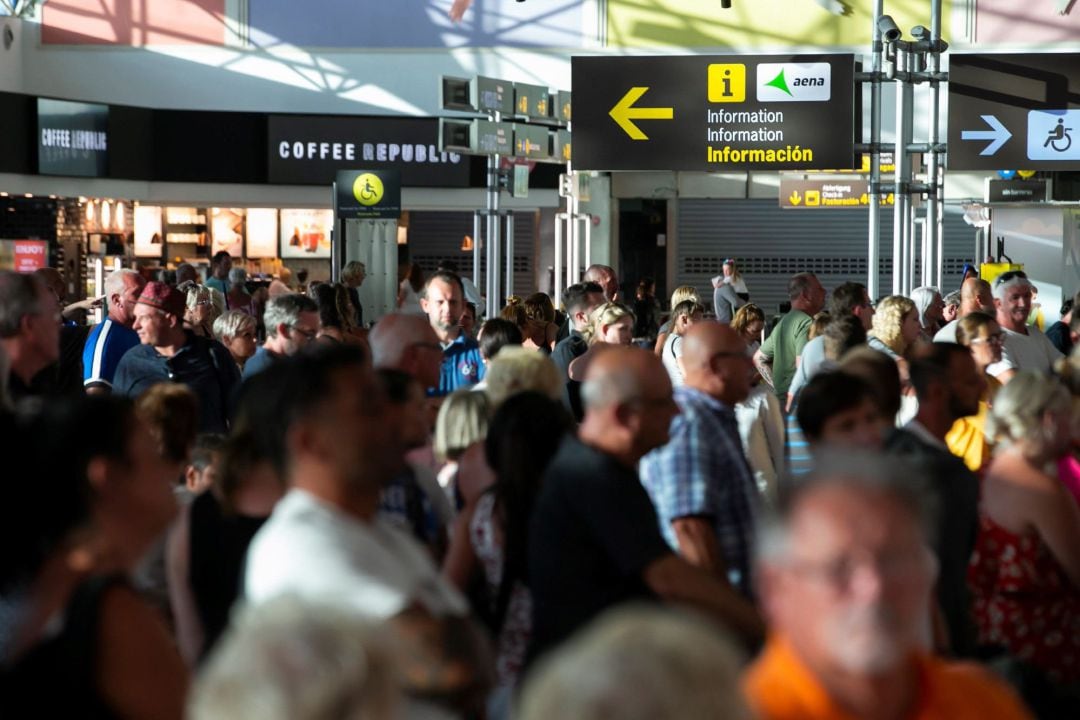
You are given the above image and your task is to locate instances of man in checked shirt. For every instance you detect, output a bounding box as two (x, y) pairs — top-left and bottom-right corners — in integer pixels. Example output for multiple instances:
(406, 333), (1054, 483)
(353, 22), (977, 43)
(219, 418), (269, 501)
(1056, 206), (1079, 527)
(639, 320), (759, 598)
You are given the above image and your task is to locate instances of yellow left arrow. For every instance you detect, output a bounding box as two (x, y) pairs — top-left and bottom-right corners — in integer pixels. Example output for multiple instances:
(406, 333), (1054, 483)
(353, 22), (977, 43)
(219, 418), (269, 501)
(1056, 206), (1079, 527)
(609, 87), (674, 141)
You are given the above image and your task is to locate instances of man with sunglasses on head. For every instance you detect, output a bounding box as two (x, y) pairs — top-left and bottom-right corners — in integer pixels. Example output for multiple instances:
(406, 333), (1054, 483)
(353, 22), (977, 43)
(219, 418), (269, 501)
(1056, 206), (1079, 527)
(986, 271), (1061, 384)
(242, 293), (320, 381)
(113, 282), (240, 433)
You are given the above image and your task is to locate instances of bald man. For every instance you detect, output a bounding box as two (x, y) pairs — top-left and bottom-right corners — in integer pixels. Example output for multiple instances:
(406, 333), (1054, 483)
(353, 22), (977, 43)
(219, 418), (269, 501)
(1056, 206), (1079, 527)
(584, 264), (619, 302)
(369, 312), (443, 390)
(934, 277), (992, 343)
(528, 346), (762, 662)
(640, 322), (758, 597)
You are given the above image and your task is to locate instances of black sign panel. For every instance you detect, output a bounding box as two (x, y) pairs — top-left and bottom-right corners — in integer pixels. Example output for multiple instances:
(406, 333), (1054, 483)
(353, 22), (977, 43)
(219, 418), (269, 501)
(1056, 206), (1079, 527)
(571, 54), (854, 172)
(37, 99), (108, 177)
(269, 115), (470, 187)
(335, 169), (401, 219)
(949, 54), (1080, 171)
(985, 179), (1049, 203)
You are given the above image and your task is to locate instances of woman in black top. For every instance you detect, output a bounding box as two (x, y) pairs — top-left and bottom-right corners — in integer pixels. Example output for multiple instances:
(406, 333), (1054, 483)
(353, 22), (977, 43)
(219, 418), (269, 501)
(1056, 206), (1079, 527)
(0, 397), (187, 719)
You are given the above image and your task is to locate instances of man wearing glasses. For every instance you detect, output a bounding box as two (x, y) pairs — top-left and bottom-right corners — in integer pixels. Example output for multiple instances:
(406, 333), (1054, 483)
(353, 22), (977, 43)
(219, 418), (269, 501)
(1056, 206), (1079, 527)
(242, 293), (320, 381)
(986, 271), (1062, 383)
(113, 281), (240, 433)
(744, 453), (1031, 719)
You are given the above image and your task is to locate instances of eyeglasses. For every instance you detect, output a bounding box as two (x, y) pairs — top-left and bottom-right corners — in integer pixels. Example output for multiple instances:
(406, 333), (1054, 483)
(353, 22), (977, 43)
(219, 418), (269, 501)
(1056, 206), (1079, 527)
(290, 325), (318, 340)
(971, 331), (1005, 345)
(788, 549), (931, 592)
(993, 270), (1028, 287)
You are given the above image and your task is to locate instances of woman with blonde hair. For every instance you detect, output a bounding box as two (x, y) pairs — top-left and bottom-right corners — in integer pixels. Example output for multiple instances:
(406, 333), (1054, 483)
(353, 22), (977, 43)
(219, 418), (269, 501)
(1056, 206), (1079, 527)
(731, 303), (766, 355)
(569, 303), (636, 382)
(969, 372), (1080, 706)
(434, 389), (492, 500)
(213, 310), (258, 370)
(485, 346), (562, 408)
(582, 302), (635, 346)
(867, 295), (921, 359)
(180, 281), (222, 338)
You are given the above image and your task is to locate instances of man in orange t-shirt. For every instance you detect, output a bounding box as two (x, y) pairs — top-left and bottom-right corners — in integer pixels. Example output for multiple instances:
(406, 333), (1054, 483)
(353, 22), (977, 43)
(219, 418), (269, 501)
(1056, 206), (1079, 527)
(743, 453), (1031, 720)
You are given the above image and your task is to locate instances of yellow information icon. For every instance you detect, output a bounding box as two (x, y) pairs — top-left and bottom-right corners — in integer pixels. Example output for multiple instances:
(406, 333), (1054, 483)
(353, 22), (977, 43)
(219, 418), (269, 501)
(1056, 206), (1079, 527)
(707, 64), (746, 103)
(353, 173), (384, 207)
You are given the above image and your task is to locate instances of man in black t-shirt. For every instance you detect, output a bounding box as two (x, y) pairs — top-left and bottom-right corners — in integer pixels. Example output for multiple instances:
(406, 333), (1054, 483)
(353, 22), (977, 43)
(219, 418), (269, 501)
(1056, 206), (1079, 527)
(528, 346), (763, 663)
(551, 281), (605, 421)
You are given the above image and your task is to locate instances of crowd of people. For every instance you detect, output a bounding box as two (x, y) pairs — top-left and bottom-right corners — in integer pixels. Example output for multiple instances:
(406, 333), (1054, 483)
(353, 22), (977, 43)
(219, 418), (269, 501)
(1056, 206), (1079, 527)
(0, 255), (1077, 719)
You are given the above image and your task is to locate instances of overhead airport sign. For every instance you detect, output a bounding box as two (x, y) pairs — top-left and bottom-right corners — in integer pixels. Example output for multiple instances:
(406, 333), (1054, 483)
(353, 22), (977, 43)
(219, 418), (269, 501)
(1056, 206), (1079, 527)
(949, 54), (1080, 171)
(984, 178), (1050, 203)
(571, 54), (855, 172)
(779, 178), (895, 209)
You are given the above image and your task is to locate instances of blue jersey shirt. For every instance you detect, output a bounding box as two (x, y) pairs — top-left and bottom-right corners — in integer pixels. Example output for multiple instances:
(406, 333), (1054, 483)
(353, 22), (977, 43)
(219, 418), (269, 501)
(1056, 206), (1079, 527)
(82, 318), (140, 389)
(431, 332), (484, 397)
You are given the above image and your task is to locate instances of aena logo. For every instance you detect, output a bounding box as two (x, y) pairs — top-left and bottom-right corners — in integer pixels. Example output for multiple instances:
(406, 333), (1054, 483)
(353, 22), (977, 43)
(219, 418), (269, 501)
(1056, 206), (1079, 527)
(756, 63), (831, 103)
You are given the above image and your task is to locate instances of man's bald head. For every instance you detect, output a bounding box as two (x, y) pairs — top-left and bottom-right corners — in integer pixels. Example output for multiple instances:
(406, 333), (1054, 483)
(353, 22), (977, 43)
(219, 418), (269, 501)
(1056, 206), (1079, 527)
(959, 278), (992, 316)
(369, 313), (441, 388)
(680, 321), (751, 405)
(582, 346), (654, 410)
(580, 346), (677, 461)
(584, 264), (618, 302)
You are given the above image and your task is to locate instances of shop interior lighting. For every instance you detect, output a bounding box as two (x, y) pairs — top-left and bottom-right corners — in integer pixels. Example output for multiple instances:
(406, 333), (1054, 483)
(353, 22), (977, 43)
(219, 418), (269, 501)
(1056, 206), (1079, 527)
(397, 226), (409, 245)
(85, 201), (95, 223)
(461, 235), (474, 251)
(116, 202), (126, 231)
(101, 200), (112, 229)
(0, 192), (8, 197)
(23, 193), (32, 198)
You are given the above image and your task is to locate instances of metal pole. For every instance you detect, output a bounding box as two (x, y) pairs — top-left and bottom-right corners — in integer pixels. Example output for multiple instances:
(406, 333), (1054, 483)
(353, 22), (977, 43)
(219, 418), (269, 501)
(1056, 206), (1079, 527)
(554, 213), (564, 305)
(331, 181), (342, 283)
(892, 47), (905, 295)
(504, 211), (514, 299)
(868, 0), (884, 301)
(473, 210), (481, 302)
(487, 155), (501, 317)
(929, 0), (945, 289)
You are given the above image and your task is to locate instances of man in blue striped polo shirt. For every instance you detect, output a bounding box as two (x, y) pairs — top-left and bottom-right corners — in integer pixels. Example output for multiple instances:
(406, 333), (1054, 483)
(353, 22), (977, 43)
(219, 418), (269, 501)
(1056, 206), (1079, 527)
(82, 268), (145, 394)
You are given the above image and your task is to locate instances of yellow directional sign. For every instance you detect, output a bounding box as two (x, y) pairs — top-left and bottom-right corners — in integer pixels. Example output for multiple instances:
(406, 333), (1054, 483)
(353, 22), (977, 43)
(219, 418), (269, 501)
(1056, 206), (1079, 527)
(609, 86), (675, 141)
(780, 177), (896, 209)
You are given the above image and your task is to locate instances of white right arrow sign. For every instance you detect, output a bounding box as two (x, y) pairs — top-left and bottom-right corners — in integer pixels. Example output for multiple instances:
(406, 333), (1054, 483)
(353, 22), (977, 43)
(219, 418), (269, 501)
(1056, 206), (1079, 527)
(961, 115), (1012, 156)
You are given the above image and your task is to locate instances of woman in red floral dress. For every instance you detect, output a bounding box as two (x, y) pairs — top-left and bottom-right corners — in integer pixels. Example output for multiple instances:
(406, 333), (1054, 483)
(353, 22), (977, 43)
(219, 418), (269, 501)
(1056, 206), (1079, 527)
(969, 372), (1080, 691)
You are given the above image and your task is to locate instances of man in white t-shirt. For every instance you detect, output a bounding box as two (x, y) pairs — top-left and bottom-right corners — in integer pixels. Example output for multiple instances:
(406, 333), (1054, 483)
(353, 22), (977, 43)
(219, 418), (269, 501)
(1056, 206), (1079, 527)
(985, 271), (1062, 383)
(243, 345), (488, 713)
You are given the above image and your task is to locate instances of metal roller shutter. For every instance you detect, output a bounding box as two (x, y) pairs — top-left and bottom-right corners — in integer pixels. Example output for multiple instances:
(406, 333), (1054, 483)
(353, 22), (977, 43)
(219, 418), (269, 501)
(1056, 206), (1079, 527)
(675, 198), (975, 315)
(407, 210), (537, 300)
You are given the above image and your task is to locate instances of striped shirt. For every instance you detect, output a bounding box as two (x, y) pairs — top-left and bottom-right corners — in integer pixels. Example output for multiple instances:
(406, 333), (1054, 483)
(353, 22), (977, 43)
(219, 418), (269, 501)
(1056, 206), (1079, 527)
(82, 318), (140, 389)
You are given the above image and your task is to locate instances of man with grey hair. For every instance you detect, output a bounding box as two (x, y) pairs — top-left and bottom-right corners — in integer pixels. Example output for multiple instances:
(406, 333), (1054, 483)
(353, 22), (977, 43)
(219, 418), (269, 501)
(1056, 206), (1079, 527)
(82, 268), (146, 393)
(528, 345), (762, 663)
(934, 276), (993, 343)
(0, 270), (61, 403)
(985, 271), (1061, 383)
(744, 452), (1030, 719)
(753, 272), (826, 399)
(242, 293), (320, 380)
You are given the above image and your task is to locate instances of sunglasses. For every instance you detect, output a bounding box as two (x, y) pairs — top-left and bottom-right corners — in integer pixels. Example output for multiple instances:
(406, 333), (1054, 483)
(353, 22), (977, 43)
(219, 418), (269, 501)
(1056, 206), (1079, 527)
(993, 270), (1028, 287)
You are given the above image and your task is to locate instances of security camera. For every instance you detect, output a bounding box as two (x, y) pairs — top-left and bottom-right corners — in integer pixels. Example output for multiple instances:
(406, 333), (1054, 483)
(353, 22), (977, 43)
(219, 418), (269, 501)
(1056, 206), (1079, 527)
(877, 15), (902, 43)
